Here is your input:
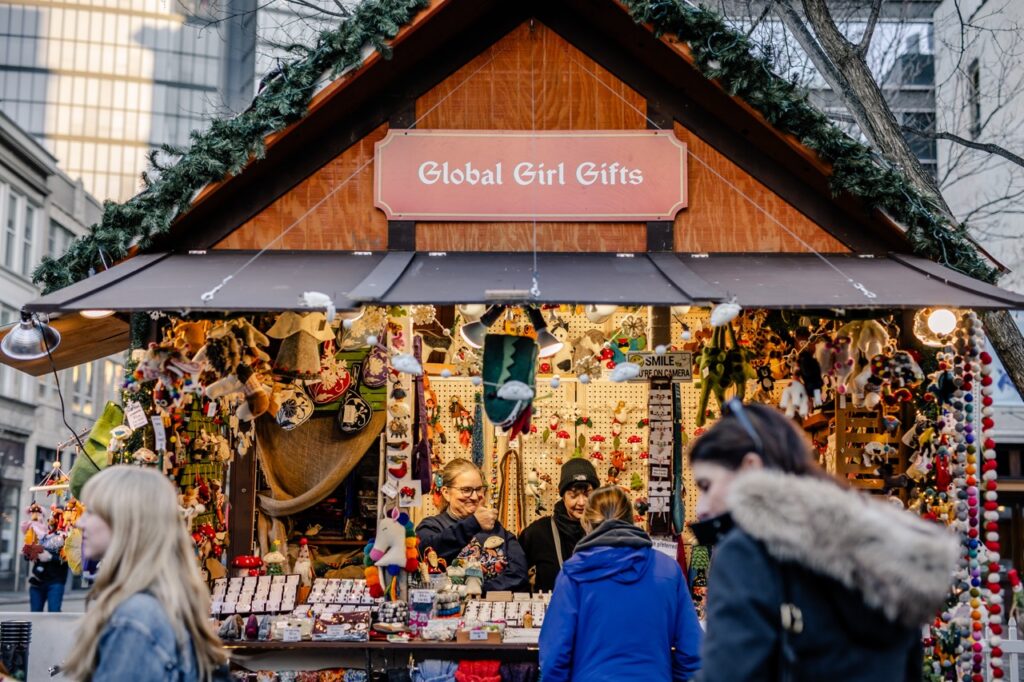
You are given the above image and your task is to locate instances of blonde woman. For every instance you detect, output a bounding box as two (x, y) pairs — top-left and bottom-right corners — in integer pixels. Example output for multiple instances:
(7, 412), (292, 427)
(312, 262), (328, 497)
(63, 466), (227, 681)
(539, 486), (702, 682)
(415, 458), (528, 592)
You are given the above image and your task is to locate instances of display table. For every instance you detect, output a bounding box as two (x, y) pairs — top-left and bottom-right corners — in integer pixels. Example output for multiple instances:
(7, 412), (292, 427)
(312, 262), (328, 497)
(224, 638), (540, 675)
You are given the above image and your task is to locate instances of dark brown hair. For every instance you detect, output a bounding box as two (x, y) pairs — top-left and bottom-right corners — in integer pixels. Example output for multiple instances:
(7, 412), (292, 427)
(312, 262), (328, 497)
(688, 402), (827, 478)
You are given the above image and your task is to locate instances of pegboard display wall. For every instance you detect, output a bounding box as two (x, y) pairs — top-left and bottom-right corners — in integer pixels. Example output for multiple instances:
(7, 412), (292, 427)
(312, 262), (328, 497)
(409, 306), (791, 539)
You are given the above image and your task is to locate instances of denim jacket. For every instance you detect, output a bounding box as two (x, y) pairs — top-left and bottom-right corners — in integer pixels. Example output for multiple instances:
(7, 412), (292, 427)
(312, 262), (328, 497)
(92, 592), (199, 682)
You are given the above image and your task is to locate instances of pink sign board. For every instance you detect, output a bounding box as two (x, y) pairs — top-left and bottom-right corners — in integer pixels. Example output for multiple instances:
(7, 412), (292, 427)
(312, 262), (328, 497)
(374, 129), (687, 221)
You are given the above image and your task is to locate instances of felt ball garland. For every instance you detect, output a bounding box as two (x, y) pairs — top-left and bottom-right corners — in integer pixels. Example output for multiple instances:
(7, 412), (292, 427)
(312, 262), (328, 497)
(967, 312), (1004, 681)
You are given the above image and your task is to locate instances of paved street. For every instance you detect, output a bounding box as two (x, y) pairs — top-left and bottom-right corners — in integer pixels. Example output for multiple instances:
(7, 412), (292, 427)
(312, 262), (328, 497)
(0, 590), (87, 614)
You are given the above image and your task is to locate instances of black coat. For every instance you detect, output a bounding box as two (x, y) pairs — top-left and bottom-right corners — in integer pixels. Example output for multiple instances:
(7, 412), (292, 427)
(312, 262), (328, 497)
(697, 470), (958, 682)
(415, 510), (528, 593)
(698, 529), (922, 682)
(520, 501), (586, 592)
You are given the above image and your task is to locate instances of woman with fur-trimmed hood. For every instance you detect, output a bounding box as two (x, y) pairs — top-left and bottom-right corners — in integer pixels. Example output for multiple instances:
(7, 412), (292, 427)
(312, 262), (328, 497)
(689, 400), (957, 682)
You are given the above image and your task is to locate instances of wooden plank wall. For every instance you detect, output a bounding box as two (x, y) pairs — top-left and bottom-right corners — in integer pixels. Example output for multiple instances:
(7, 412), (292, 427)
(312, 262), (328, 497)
(217, 22), (847, 255)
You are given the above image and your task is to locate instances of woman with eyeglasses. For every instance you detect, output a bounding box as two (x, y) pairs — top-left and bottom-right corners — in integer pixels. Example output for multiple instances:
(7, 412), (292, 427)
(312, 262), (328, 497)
(416, 458), (528, 592)
(689, 401), (957, 682)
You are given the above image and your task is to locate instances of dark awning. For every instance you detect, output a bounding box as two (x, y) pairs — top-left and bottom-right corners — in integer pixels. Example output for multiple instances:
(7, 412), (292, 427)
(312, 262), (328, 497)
(28, 251), (386, 314)
(361, 252), (694, 306)
(25, 250), (1024, 314)
(665, 253), (1024, 309)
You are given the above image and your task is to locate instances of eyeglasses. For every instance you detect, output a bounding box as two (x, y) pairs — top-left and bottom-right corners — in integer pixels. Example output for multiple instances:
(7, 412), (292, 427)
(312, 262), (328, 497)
(723, 398), (764, 457)
(450, 485), (488, 497)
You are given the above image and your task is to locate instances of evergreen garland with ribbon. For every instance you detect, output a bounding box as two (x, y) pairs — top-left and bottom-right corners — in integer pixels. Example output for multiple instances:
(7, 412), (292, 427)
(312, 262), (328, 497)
(32, 0), (998, 295)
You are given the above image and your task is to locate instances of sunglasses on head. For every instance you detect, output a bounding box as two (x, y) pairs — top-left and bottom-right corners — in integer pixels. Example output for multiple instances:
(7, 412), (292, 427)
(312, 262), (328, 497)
(722, 398), (764, 457)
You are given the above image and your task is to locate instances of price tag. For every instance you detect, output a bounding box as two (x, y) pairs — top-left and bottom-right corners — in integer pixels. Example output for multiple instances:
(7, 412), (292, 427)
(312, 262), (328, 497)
(282, 627), (301, 642)
(381, 481), (399, 499)
(206, 400), (218, 418)
(325, 624), (346, 638)
(151, 416), (166, 452)
(650, 465), (669, 479)
(125, 401), (147, 430)
(469, 630), (488, 641)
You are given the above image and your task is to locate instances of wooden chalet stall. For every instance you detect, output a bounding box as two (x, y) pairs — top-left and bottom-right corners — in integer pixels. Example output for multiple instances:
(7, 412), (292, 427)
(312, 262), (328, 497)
(12, 0), (1024, 677)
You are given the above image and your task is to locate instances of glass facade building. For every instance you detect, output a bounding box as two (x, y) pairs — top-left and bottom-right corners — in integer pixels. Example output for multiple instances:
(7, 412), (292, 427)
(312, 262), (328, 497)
(0, 0), (256, 202)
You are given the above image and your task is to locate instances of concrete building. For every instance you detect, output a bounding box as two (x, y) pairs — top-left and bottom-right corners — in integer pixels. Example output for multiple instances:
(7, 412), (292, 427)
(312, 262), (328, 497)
(0, 0), (256, 202)
(0, 110), (120, 591)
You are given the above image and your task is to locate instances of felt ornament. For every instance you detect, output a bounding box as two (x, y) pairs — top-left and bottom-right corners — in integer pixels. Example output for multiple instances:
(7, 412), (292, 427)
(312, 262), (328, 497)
(525, 468), (547, 513)
(696, 323), (754, 426)
(274, 382), (314, 430)
(20, 502), (46, 550)
(710, 299), (741, 327)
(309, 340), (351, 404)
(266, 312), (335, 379)
(609, 362), (641, 382)
(779, 378), (809, 419)
(482, 334), (537, 439)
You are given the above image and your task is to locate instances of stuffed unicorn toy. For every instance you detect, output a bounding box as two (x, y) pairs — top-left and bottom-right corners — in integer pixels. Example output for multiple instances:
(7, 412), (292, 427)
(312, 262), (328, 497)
(364, 510), (419, 599)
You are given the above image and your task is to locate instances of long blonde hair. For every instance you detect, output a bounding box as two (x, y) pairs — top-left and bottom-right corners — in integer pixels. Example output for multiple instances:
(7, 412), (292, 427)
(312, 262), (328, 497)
(581, 486), (635, 534)
(64, 466), (227, 681)
(439, 458), (483, 513)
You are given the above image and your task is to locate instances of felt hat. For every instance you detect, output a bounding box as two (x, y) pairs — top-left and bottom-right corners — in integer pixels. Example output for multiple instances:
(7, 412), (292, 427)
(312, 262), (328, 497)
(559, 458), (599, 496)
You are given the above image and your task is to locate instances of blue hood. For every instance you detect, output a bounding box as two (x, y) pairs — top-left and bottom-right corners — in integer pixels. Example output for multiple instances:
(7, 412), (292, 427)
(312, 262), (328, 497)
(563, 544), (653, 583)
(562, 520), (654, 584)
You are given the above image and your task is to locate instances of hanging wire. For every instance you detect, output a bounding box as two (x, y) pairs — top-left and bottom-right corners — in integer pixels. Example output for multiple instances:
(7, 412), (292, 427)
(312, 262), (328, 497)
(201, 49), (514, 304)
(564, 51), (878, 301)
(529, 22), (541, 300)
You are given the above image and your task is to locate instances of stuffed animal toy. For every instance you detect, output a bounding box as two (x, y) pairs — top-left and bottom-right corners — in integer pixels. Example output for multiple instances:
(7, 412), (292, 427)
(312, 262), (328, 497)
(136, 342), (201, 407)
(797, 350), (825, 407)
(779, 378), (809, 419)
(170, 320), (209, 357)
(266, 312), (336, 379)
(884, 350), (924, 405)
(206, 363), (271, 421)
(364, 511), (419, 599)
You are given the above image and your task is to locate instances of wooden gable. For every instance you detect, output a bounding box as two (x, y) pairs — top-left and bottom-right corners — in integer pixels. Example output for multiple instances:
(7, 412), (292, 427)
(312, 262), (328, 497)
(217, 22), (847, 254)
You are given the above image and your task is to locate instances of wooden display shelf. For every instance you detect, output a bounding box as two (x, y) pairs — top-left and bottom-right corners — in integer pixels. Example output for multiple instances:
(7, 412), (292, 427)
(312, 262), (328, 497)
(223, 639), (538, 652)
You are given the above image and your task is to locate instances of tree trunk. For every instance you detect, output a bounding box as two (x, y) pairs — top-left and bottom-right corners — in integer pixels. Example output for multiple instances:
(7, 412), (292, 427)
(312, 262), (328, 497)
(982, 310), (1024, 400)
(795, 0), (950, 211)
(782, 0), (1024, 399)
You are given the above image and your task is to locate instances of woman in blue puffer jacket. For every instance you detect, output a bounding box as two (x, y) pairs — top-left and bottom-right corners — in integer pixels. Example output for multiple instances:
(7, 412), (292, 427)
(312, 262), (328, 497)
(539, 486), (702, 681)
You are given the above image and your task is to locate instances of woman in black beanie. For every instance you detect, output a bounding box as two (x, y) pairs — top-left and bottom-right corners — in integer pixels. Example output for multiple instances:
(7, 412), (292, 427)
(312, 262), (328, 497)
(519, 458), (600, 592)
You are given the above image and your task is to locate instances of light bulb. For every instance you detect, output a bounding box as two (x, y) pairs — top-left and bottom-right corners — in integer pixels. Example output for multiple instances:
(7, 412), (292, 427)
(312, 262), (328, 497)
(80, 310), (115, 319)
(927, 309), (957, 336)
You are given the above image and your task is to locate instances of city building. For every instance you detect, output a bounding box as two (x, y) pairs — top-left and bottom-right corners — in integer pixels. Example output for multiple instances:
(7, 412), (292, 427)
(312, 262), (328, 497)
(0, 109), (120, 591)
(0, 0), (256, 202)
(934, 0), (1024, 569)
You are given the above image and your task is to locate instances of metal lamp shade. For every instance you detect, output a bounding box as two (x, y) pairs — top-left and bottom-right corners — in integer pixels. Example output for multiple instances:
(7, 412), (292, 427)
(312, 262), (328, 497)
(1, 317), (61, 360)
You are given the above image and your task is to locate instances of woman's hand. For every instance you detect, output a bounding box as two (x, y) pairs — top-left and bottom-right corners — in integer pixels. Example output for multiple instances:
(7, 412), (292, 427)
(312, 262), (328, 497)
(474, 506), (498, 532)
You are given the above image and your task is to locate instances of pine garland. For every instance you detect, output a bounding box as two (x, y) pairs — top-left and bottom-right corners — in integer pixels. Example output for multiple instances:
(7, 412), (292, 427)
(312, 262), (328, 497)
(33, 0), (998, 294)
(621, 0), (997, 283)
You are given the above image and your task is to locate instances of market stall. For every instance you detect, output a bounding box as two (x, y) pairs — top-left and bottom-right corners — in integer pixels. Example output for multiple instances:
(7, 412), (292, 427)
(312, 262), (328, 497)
(9, 1), (1024, 681)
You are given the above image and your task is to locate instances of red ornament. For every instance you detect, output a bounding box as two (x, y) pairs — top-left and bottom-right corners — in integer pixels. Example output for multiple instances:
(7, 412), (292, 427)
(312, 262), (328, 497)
(981, 352), (993, 364)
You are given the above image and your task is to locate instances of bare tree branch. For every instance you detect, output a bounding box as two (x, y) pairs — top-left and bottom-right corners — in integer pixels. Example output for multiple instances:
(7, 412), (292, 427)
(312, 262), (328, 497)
(856, 0), (884, 57)
(903, 126), (1024, 168)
